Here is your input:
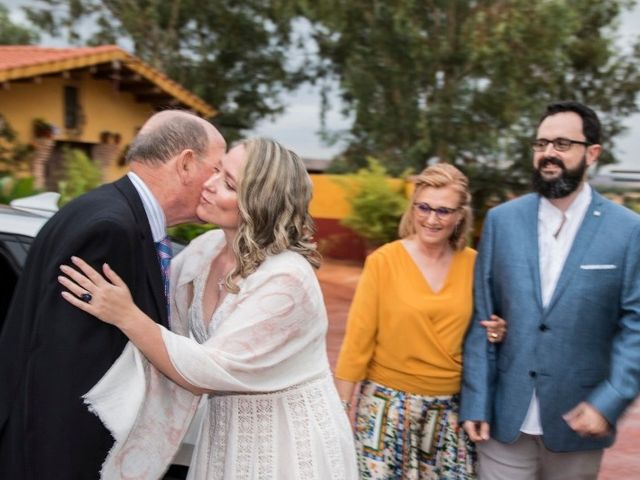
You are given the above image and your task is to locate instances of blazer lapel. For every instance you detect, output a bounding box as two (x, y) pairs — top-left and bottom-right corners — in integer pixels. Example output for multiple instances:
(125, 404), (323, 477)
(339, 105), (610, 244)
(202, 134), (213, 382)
(545, 191), (605, 313)
(521, 194), (544, 311)
(114, 176), (169, 328)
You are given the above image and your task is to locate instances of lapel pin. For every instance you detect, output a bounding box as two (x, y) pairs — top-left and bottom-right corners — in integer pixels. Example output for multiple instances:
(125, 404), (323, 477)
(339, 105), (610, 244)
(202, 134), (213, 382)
(593, 210), (601, 216)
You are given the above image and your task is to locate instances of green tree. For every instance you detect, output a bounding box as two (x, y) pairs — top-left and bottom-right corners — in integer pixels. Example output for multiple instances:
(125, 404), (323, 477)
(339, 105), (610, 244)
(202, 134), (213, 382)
(23, 0), (305, 141)
(168, 223), (216, 244)
(296, 0), (640, 210)
(0, 4), (39, 44)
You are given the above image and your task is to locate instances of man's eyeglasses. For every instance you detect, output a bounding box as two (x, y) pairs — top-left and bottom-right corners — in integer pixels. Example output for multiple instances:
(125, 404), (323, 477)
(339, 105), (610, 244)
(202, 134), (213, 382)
(531, 137), (592, 152)
(413, 202), (459, 219)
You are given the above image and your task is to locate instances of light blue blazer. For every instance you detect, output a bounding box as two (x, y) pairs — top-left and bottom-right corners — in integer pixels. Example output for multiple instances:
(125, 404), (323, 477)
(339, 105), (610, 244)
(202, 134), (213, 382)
(460, 190), (640, 452)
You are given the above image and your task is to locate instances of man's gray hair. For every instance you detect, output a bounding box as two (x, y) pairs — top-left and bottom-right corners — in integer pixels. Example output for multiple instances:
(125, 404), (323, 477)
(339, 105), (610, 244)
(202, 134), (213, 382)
(126, 112), (209, 165)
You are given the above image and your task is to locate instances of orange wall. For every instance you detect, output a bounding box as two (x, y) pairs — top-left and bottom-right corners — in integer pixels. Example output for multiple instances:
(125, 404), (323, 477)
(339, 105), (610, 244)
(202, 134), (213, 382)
(309, 174), (409, 219)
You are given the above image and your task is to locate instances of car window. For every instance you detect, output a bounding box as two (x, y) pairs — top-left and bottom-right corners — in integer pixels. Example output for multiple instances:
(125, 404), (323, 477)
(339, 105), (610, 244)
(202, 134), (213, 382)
(0, 234), (31, 332)
(0, 233), (32, 270)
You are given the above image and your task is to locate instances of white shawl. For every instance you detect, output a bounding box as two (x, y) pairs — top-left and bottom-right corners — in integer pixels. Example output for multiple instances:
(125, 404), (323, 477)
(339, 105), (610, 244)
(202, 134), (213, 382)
(84, 230), (330, 479)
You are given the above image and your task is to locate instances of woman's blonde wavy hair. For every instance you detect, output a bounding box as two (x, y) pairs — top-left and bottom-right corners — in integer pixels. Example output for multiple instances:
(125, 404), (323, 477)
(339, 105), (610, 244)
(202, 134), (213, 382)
(223, 138), (321, 293)
(398, 163), (473, 251)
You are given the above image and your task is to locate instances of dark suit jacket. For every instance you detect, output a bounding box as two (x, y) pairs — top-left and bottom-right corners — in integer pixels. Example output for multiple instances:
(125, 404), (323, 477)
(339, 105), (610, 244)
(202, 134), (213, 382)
(0, 176), (167, 479)
(460, 191), (640, 452)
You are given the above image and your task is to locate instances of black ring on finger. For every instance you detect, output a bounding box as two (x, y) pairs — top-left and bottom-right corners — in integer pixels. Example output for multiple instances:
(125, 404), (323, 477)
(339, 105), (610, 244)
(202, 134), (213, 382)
(81, 293), (92, 303)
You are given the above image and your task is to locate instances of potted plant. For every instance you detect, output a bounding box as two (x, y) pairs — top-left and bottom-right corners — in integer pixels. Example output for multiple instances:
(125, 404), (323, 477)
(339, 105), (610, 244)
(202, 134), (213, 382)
(33, 118), (54, 138)
(99, 131), (111, 144)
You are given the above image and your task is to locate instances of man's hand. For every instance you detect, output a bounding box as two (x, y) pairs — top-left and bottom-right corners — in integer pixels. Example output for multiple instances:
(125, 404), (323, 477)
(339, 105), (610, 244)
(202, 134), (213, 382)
(463, 420), (490, 442)
(563, 402), (612, 438)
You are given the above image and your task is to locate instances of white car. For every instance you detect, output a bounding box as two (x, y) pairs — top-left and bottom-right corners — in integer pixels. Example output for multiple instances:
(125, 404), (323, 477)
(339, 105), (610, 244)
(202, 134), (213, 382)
(0, 193), (193, 480)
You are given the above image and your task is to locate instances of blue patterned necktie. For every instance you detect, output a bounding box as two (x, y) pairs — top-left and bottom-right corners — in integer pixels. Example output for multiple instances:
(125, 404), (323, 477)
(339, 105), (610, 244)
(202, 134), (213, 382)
(155, 235), (173, 319)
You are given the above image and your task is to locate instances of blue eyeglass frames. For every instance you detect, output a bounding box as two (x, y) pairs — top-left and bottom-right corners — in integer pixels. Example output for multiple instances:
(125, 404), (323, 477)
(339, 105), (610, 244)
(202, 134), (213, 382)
(413, 202), (459, 219)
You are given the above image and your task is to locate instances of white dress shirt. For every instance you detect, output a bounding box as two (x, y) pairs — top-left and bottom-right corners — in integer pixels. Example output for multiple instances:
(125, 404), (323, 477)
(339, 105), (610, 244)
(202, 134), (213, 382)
(520, 184), (592, 435)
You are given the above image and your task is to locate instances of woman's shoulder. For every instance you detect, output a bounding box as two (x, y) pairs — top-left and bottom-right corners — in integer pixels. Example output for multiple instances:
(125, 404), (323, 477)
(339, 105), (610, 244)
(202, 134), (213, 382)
(459, 245), (477, 259)
(259, 250), (315, 278)
(455, 246), (477, 270)
(238, 251), (320, 298)
(173, 229), (224, 283)
(366, 239), (405, 262)
(259, 250), (320, 285)
(178, 229), (224, 258)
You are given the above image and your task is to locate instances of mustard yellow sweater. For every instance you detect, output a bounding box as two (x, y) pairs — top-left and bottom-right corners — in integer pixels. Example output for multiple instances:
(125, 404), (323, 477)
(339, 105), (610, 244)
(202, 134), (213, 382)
(335, 240), (476, 396)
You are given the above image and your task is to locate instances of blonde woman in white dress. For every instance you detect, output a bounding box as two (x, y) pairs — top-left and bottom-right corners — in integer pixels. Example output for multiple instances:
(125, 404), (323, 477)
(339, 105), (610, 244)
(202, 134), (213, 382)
(58, 138), (358, 480)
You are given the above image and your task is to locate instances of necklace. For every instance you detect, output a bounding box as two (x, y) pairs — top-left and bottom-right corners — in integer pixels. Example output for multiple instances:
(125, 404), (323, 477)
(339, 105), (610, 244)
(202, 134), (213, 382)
(211, 248), (235, 293)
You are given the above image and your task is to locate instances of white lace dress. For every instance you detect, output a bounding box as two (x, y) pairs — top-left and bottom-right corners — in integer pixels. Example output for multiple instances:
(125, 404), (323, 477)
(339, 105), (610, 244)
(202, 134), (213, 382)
(179, 234), (357, 479)
(83, 230), (357, 480)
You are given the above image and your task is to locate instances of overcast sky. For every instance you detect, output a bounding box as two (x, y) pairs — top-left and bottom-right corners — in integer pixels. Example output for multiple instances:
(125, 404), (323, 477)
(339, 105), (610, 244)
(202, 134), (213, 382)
(607, 6), (640, 171)
(251, 7), (640, 171)
(4, 0), (640, 170)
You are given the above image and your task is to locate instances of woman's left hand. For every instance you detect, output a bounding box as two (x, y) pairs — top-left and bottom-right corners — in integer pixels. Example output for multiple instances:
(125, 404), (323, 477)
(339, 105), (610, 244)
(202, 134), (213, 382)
(58, 256), (138, 327)
(480, 314), (507, 343)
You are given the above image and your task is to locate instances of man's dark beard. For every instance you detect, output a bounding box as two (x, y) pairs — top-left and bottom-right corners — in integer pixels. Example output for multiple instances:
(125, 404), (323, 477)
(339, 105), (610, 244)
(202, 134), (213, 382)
(531, 156), (587, 199)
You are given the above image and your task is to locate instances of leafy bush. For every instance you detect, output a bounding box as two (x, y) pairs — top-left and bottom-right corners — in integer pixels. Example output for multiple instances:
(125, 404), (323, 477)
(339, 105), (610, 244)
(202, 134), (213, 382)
(168, 223), (217, 244)
(0, 175), (39, 204)
(338, 157), (408, 248)
(0, 114), (34, 174)
(58, 148), (102, 205)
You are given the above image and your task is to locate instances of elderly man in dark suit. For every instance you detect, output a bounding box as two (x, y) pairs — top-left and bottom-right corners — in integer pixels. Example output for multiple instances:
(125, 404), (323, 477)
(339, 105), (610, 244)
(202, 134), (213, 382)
(0, 110), (225, 479)
(460, 100), (640, 479)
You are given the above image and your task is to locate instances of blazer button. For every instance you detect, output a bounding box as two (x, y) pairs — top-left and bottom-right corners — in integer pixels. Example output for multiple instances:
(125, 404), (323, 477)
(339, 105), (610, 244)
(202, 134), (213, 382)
(539, 324), (549, 332)
(529, 371), (537, 378)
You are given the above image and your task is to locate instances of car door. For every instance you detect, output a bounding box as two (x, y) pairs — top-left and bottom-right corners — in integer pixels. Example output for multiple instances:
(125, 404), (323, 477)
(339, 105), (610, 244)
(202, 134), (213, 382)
(0, 233), (32, 333)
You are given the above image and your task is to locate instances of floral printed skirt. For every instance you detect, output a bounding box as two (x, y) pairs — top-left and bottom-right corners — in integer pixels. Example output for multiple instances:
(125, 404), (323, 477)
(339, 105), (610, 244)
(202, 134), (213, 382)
(354, 380), (476, 480)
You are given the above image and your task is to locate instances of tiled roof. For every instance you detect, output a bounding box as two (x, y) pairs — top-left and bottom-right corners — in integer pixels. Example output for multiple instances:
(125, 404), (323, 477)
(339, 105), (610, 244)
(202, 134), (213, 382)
(0, 45), (120, 70)
(0, 45), (215, 116)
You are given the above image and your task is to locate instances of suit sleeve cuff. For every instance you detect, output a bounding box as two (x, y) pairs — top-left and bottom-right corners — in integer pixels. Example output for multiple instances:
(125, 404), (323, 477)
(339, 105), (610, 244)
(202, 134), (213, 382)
(587, 381), (631, 426)
(459, 384), (490, 423)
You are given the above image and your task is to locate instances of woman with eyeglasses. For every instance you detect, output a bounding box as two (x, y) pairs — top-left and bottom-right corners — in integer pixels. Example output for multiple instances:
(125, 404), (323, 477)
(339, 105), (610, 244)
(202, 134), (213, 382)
(335, 163), (506, 479)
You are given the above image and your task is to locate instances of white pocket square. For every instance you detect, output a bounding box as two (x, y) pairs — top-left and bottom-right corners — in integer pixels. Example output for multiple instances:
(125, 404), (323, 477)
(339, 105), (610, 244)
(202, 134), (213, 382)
(580, 264), (617, 270)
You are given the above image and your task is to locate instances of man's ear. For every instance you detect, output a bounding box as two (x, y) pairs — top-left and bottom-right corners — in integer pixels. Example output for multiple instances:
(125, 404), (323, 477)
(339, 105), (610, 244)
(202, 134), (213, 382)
(175, 149), (195, 184)
(586, 144), (601, 167)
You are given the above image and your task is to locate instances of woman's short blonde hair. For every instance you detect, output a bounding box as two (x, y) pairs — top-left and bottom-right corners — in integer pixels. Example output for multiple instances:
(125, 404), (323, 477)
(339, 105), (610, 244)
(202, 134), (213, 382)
(224, 138), (321, 292)
(398, 163), (473, 251)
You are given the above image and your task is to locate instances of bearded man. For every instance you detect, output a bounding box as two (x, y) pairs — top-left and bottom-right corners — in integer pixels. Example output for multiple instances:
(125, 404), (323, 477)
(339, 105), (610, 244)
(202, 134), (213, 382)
(460, 100), (640, 480)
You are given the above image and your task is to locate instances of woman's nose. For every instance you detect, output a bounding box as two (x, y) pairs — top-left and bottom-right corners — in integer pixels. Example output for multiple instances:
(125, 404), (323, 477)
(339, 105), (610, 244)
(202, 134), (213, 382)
(203, 175), (216, 191)
(424, 210), (441, 222)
